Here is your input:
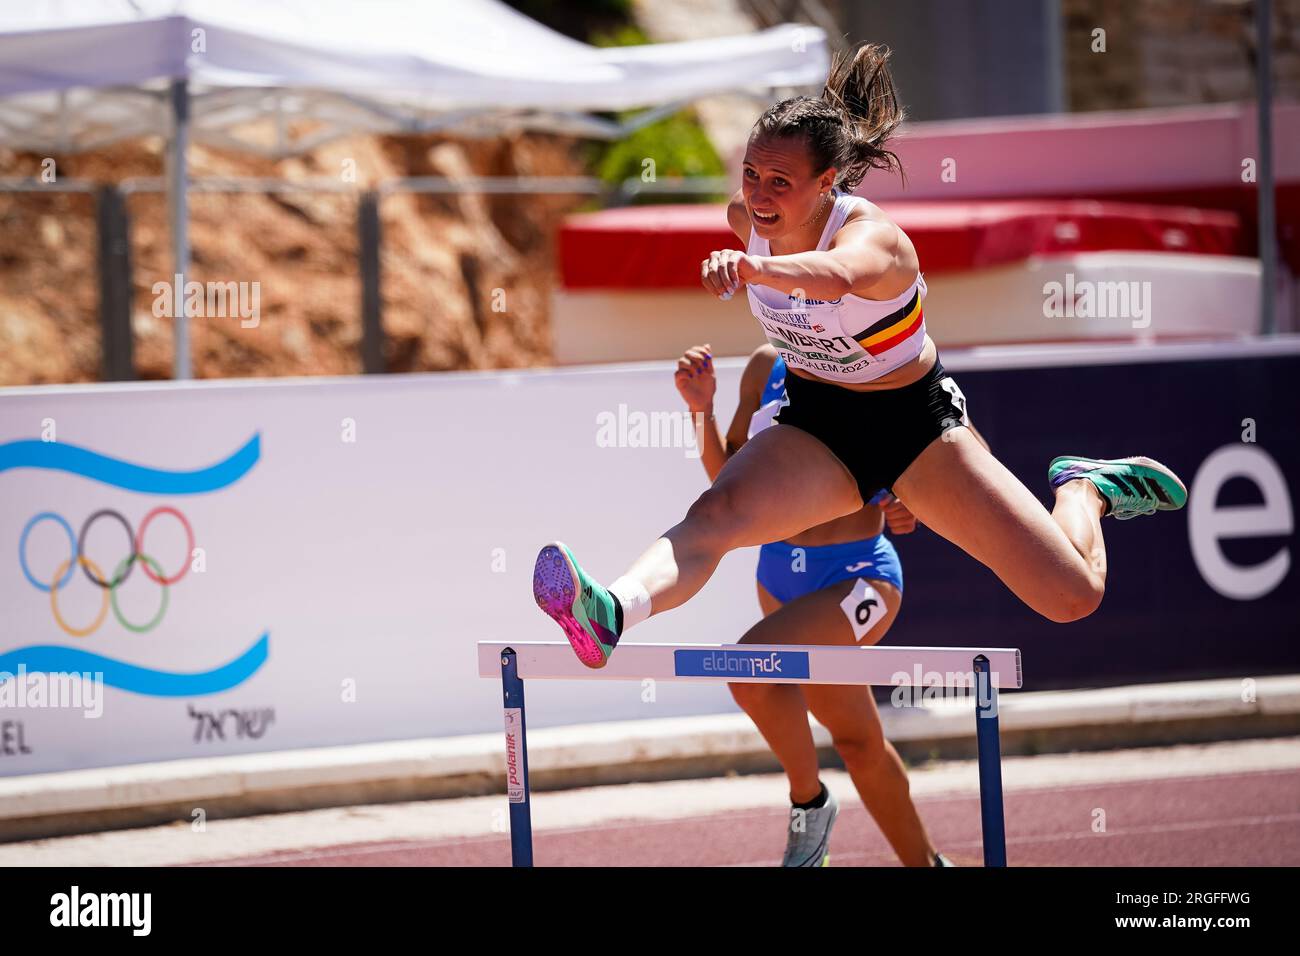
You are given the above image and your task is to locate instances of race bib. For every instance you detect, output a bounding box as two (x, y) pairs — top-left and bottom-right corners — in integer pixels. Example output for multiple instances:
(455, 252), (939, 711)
(839, 578), (884, 642)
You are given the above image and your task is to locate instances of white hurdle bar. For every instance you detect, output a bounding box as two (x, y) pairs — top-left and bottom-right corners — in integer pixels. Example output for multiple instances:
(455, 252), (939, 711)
(478, 641), (1023, 867)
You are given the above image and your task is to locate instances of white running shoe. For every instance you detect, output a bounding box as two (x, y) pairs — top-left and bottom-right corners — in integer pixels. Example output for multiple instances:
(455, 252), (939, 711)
(782, 786), (838, 867)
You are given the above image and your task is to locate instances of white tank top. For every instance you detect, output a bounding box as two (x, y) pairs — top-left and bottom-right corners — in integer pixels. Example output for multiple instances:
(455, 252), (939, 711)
(745, 189), (928, 385)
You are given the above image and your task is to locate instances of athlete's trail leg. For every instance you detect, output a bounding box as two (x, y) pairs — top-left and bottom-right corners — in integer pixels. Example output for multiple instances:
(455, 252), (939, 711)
(893, 428), (1107, 622)
(1051, 479), (1108, 583)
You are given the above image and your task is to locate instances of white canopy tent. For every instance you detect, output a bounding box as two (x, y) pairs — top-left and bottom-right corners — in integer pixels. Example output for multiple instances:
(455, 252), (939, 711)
(0, 0), (829, 375)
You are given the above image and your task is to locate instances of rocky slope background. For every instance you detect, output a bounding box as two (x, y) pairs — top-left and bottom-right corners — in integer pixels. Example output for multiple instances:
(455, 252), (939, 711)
(0, 132), (588, 383)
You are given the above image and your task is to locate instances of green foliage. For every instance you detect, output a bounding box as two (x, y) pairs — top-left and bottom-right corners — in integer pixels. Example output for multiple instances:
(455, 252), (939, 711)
(588, 23), (651, 48)
(511, 0), (729, 205)
(592, 112), (727, 203)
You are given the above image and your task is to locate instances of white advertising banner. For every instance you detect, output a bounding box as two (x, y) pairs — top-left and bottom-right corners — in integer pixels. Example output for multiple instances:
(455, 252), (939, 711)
(0, 362), (759, 775)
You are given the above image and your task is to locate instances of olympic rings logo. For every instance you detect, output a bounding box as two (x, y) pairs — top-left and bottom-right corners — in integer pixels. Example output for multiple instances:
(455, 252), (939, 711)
(18, 507), (196, 637)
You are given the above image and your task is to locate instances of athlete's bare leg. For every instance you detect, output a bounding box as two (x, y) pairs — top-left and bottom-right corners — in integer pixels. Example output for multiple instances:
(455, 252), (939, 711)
(619, 424), (863, 616)
(731, 579), (936, 866)
(893, 427), (1107, 623)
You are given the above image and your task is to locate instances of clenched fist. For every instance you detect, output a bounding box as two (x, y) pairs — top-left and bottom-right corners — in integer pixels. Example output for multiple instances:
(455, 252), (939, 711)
(881, 493), (919, 535)
(700, 249), (758, 300)
(674, 344), (715, 413)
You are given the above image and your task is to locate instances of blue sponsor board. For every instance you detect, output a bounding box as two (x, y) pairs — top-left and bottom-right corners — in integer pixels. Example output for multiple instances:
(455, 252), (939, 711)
(675, 648), (811, 680)
(886, 348), (1300, 689)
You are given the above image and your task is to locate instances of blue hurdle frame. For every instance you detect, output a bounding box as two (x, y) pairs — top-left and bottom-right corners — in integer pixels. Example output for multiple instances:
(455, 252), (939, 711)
(973, 654), (1007, 867)
(497, 647), (1008, 867)
(499, 649), (533, 867)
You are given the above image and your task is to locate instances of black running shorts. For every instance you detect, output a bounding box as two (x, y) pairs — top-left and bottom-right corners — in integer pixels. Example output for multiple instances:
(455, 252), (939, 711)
(773, 357), (971, 503)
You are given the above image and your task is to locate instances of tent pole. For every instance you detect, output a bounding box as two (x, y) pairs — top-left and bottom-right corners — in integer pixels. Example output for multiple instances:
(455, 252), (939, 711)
(1256, 0), (1276, 336)
(168, 78), (192, 379)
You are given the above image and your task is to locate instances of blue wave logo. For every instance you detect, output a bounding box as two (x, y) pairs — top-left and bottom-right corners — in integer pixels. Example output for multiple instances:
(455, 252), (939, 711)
(0, 634), (268, 697)
(2, 434), (267, 696)
(0, 434), (259, 494)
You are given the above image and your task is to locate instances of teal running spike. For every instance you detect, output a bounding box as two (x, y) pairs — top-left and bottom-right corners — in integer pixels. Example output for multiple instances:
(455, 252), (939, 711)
(532, 542), (621, 668)
(1049, 455), (1187, 521)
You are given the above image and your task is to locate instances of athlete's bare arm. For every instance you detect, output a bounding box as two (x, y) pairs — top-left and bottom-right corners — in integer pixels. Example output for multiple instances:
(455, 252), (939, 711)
(753, 217), (909, 300)
(675, 342), (777, 483)
(707, 198), (919, 303)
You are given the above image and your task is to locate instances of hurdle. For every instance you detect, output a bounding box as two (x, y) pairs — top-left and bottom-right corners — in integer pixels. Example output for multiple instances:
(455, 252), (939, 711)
(478, 641), (1022, 867)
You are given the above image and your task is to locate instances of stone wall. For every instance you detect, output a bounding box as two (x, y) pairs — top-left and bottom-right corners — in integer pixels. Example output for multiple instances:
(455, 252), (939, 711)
(1063, 0), (1300, 111)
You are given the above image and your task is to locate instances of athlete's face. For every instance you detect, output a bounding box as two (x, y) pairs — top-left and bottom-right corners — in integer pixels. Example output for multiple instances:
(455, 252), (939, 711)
(741, 134), (836, 239)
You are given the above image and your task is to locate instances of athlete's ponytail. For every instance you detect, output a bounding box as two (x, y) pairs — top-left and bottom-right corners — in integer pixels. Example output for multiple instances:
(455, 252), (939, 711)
(753, 42), (906, 191)
(821, 44), (905, 188)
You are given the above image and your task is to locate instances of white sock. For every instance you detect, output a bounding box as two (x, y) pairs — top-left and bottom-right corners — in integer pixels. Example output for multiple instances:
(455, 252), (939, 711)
(608, 575), (652, 633)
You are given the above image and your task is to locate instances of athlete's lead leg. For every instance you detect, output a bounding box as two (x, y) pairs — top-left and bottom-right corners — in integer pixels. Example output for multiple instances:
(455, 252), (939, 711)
(533, 424), (862, 667)
(621, 424), (862, 613)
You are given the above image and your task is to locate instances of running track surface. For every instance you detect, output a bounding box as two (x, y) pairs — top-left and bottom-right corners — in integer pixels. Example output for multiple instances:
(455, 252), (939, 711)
(201, 767), (1300, 867)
